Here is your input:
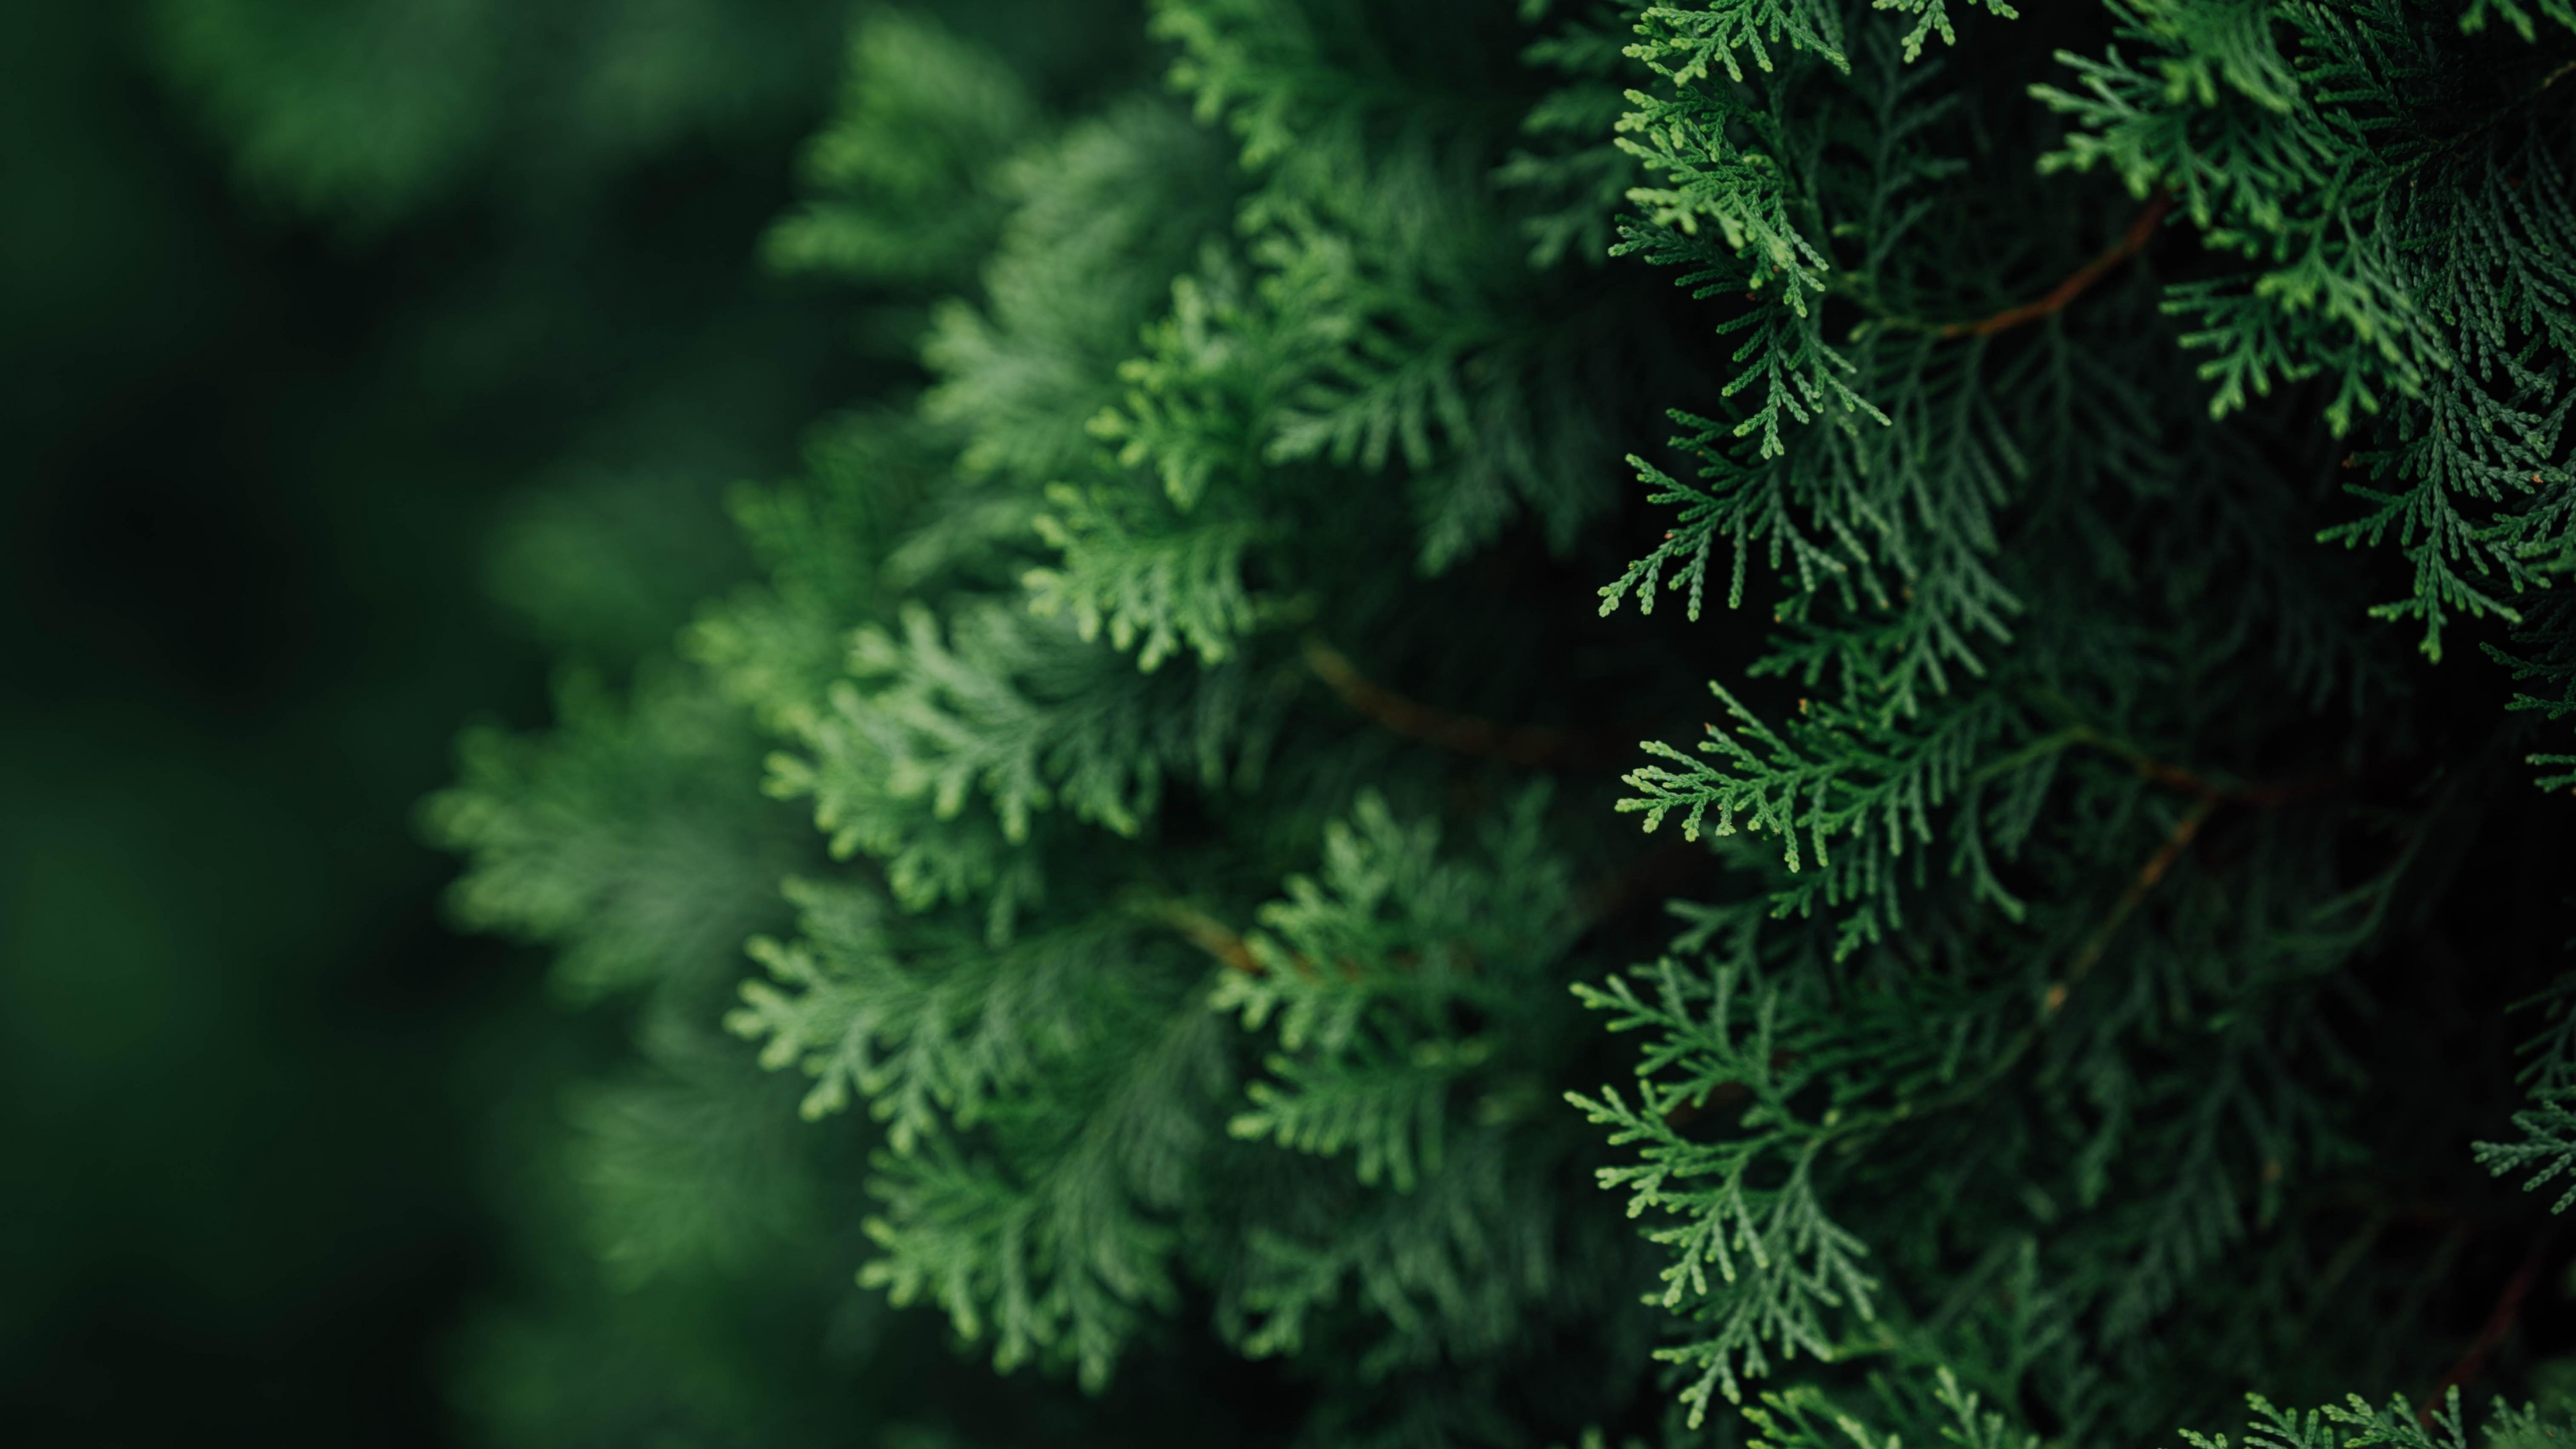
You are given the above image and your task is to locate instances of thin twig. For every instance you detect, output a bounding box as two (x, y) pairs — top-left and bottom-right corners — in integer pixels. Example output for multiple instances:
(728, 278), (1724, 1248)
(2126, 753), (2338, 806)
(2039, 736), (2344, 1015)
(1577, 840), (1711, 927)
(1141, 899), (1437, 982)
(2045, 796), (2217, 1015)
(1303, 637), (1628, 768)
(1942, 195), (2176, 339)
(2421, 1228), (2559, 1426)
(1152, 833), (1701, 982)
(2007, 717), (2345, 807)
(1142, 899), (1268, 977)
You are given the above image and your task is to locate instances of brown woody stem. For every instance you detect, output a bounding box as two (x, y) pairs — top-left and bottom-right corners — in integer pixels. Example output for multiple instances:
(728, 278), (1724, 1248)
(2047, 796), (2217, 1016)
(1942, 195), (2176, 339)
(1143, 899), (1267, 977)
(1303, 637), (1627, 769)
(2422, 1228), (2557, 1426)
(2041, 733), (2341, 1014)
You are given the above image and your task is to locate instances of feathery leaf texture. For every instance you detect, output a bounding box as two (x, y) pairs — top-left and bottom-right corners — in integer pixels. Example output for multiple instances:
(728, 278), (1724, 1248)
(415, 0), (2576, 1444)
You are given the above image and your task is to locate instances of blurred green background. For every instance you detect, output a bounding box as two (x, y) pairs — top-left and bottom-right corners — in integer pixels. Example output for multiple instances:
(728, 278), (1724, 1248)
(0, 1), (906, 1440)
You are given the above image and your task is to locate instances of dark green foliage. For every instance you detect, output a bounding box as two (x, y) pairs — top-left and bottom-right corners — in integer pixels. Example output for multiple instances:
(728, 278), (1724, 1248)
(148, 0), (851, 225)
(367, 0), (2576, 1445)
(2031, 0), (2576, 667)
(2477, 975), (2576, 1212)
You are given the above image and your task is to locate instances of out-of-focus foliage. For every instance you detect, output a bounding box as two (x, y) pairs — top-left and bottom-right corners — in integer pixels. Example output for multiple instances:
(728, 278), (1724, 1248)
(96, 0), (2576, 1446)
(0, 0), (859, 1441)
(431, 3), (1697, 1442)
(148, 0), (845, 225)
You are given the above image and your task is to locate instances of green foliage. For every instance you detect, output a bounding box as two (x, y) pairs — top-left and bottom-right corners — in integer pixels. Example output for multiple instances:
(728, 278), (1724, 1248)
(2477, 972), (2576, 1212)
(400, 0), (2576, 1446)
(429, 663), (803, 1004)
(2170, 1388), (2530, 1449)
(148, 0), (851, 225)
(2031, 0), (2576, 665)
(1218, 786), (1579, 1191)
(1581, 0), (2569, 1441)
(763, 9), (1040, 285)
(1568, 953), (1890, 1418)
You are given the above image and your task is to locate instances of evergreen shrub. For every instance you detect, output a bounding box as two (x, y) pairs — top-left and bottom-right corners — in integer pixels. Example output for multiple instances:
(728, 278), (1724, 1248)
(419, 0), (2576, 1444)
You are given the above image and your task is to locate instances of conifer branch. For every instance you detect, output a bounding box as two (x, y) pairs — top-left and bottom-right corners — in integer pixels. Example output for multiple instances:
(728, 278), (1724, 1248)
(1939, 195), (2175, 339)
